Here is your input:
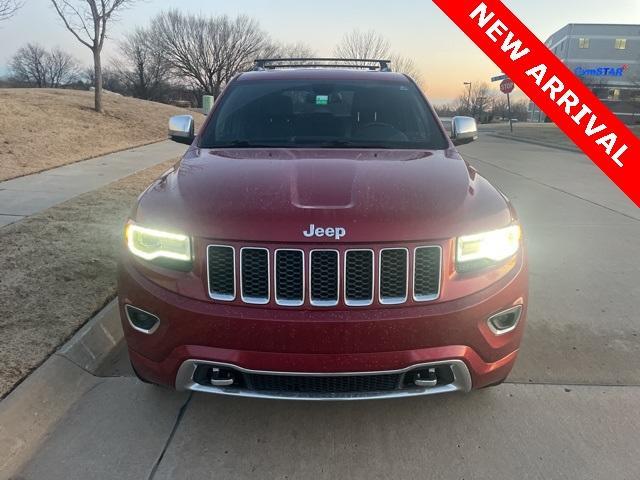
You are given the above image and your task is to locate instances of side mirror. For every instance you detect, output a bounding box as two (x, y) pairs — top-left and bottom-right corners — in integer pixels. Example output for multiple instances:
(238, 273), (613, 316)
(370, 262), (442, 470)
(450, 116), (478, 146)
(169, 115), (195, 145)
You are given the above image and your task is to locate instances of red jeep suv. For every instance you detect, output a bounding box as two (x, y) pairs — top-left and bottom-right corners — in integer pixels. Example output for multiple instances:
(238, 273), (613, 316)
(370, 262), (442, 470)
(118, 59), (528, 400)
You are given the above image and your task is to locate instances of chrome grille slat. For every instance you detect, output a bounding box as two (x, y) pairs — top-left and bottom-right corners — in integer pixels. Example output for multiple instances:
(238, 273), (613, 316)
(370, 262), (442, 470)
(207, 244), (441, 306)
(275, 249), (304, 306)
(344, 249), (374, 306)
(310, 250), (339, 307)
(207, 245), (236, 301)
(379, 248), (409, 304)
(413, 246), (442, 302)
(240, 247), (270, 304)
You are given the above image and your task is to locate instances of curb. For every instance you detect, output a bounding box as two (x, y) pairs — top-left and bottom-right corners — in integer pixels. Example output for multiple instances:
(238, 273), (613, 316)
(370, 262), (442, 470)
(487, 133), (581, 154)
(0, 301), (123, 478)
(57, 299), (124, 374)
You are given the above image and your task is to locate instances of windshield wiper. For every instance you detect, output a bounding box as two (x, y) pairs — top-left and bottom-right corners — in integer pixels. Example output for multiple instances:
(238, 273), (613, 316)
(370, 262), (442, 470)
(320, 140), (392, 149)
(211, 140), (274, 148)
(212, 140), (397, 149)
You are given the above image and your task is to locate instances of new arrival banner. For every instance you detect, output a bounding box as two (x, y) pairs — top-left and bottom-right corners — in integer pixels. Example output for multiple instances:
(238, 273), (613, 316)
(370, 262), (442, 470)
(433, 0), (640, 207)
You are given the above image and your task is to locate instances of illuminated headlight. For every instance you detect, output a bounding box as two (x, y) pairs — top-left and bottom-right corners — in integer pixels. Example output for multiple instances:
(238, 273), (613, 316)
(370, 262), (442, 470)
(126, 222), (192, 266)
(456, 225), (521, 272)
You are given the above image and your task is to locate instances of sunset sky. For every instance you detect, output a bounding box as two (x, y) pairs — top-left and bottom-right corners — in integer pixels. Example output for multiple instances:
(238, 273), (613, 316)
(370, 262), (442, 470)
(0, 0), (638, 103)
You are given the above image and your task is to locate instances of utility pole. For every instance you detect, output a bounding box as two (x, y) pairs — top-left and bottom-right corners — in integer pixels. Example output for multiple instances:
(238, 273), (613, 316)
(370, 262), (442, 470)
(464, 81), (472, 117)
(506, 92), (513, 133)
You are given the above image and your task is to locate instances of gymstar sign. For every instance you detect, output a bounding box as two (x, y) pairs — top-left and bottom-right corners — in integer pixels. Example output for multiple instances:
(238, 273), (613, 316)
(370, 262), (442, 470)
(432, 0), (640, 207)
(574, 65), (628, 78)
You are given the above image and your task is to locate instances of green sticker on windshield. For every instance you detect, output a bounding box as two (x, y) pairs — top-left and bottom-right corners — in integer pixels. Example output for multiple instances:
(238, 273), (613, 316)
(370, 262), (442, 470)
(315, 95), (329, 105)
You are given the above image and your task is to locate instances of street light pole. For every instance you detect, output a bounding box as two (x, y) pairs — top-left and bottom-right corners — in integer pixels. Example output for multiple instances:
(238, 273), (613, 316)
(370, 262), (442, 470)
(464, 82), (472, 117)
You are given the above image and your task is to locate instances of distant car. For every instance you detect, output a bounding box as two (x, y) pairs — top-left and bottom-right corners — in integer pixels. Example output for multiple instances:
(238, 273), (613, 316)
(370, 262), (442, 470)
(118, 59), (528, 400)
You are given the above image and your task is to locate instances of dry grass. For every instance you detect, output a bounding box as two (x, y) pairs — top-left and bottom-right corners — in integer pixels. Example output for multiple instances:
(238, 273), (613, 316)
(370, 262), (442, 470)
(0, 159), (176, 399)
(0, 88), (203, 181)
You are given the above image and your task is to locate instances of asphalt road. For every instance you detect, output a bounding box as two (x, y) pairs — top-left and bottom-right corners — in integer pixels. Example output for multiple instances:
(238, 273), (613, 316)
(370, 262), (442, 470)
(7, 134), (640, 479)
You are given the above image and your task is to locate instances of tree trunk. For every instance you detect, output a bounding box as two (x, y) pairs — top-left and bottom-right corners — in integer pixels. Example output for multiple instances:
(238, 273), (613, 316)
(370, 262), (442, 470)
(93, 48), (103, 113)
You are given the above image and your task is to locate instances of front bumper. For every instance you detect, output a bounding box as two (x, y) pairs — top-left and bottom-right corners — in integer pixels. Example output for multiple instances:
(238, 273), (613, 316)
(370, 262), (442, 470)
(119, 254), (528, 400)
(173, 359), (473, 401)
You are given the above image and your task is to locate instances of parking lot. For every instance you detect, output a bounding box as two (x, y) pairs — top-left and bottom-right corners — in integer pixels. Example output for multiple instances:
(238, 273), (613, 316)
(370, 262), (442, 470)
(3, 133), (640, 480)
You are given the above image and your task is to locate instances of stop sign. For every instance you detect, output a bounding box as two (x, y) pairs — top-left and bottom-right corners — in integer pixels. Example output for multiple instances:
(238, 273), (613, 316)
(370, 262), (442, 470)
(500, 78), (515, 94)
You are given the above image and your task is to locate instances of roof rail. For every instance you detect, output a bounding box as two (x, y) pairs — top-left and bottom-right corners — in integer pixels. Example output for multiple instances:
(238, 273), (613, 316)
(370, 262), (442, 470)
(253, 58), (392, 72)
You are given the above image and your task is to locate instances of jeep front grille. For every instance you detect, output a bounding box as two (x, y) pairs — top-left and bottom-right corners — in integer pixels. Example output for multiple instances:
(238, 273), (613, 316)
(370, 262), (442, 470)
(240, 247), (270, 304)
(413, 246), (442, 301)
(275, 249), (304, 306)
(344, 250), (374, 306)
(207, 246), (236, 301)
(310, 250), (339, 306)
(379, 248), (409, 304)
(206, 244), (441, 307)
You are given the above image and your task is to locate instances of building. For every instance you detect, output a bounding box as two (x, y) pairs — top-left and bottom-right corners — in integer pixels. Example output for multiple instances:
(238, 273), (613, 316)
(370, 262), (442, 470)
(529, 24), (640, 124)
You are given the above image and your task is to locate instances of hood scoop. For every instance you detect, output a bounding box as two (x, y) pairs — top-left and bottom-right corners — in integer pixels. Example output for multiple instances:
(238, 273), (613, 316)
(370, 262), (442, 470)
(291, 159), (356, 209)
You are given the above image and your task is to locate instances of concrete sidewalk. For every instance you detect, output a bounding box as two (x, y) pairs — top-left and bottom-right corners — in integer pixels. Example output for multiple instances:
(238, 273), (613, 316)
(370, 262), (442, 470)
(0, 141), (187, 227)
(3, 342), (640, 480)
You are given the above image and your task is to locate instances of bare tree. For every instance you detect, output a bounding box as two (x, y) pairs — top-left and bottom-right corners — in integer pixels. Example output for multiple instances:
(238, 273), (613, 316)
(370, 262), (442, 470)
(433, 103), (458, 118)
(47, 48), (80, 87)
(10, 43), (79, 87)
(150, 10), (269, 98)
(509, 99), (530, 122)
(10, 44), (48, 87)
(454, 82), (494, 120)
(490, 96), (509, 120)
(49, 0), (136, 112)
(83, 65), (124, 93)
(114, 27), (171, 100)
(391, 54), (423, 85)
(254, 42), (316, 68)
(0, 0), (22, 21)
(334, 30), (391, 60)
(217, 15), (271, 85)
(269, 42), (316, 59)
(334, 29), (423, 82)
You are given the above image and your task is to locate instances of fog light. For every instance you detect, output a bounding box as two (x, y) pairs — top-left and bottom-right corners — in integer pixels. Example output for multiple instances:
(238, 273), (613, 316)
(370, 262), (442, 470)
(488, 305), (522, 335)
(126, 305), (160, 334)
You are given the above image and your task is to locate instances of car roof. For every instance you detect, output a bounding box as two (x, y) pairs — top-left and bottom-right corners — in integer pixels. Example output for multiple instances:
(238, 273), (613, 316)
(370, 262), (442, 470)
(236, 68), (411, 83)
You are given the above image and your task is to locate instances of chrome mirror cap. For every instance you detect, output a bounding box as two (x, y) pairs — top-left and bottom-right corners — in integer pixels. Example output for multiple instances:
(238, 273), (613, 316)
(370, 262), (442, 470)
(169, 115), (195, 145)
(450, 116), (478, 146)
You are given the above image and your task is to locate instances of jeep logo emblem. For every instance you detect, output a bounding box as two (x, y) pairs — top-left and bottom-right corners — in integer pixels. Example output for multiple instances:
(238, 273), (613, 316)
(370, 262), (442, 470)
(303, 224), (346, 240)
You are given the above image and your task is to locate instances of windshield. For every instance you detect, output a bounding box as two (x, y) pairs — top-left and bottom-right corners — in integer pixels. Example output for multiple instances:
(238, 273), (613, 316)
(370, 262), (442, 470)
(200, 79), (449, 150)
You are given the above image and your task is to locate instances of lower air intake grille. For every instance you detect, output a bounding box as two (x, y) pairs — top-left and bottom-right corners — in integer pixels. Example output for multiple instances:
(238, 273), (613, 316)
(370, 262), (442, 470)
(414, 246), (441, 301)
(246, 373), (402, 393)
(241, 248), (269, 304)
